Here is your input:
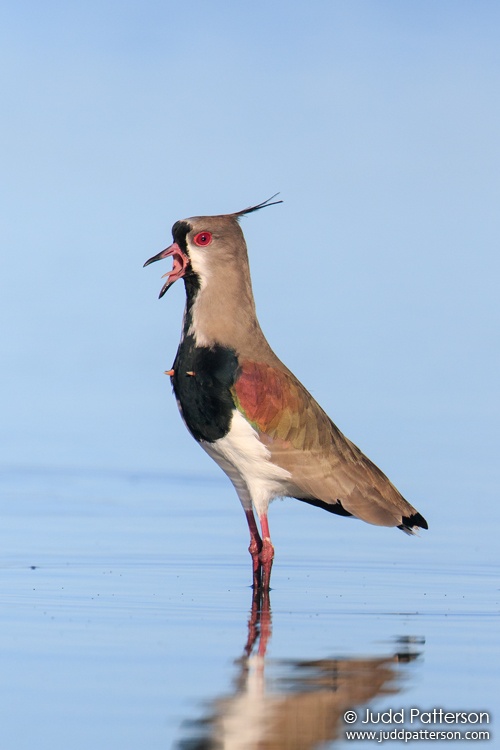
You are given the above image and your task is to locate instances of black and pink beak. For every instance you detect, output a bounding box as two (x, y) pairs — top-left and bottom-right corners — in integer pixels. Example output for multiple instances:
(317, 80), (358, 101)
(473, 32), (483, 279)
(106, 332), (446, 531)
(143, 243), (190, 298)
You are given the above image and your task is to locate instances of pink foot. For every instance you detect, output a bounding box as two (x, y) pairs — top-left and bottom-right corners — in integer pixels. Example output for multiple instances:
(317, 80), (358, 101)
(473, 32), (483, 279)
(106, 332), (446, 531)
(258, 513), (274, 591)
(245, 510), (263, 589)
(259, 538), (274, 590)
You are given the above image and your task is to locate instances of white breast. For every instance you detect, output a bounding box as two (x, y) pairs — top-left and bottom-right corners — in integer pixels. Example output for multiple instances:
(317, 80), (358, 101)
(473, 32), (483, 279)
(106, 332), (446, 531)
(201, 410), (292, 517)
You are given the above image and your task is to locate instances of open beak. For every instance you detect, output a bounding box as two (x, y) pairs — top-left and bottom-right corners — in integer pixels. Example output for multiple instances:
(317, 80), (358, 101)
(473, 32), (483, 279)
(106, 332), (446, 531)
(143, 242), (189, 298)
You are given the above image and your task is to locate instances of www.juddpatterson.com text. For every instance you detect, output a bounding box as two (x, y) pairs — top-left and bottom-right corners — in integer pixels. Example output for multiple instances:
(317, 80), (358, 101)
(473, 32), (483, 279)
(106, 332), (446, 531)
(346, 708), (490, 725)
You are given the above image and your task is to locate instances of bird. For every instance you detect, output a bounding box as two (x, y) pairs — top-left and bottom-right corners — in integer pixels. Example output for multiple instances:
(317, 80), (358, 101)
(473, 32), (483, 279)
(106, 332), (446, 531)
(144, 196), (428, 590)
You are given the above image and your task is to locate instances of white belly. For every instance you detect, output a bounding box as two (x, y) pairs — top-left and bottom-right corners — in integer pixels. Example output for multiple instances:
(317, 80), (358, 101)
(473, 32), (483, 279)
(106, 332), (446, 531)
(201, 410), (292, 517)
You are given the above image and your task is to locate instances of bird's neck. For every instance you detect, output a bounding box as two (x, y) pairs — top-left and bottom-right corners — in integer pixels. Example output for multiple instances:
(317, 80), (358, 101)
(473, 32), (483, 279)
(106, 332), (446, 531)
(181, 270), (269, 356)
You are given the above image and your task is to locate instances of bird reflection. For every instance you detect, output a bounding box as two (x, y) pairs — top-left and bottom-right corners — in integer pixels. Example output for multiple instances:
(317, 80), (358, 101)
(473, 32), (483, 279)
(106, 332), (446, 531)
(176, 589), (422, 749)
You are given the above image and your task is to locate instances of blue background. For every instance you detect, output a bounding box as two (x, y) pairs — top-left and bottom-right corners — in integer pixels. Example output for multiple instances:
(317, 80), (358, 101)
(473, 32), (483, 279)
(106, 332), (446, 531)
(1, 4), (499, 748)
(2, 0), (498, 491)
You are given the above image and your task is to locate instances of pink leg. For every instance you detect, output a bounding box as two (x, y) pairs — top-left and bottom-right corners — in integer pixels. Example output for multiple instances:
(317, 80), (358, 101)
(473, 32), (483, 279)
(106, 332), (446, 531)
(245, 509), (263, 589)
(258, 513), (274, 591)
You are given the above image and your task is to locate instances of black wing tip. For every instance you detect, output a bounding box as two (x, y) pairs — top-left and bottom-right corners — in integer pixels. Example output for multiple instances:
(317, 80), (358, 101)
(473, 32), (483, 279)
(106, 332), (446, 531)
(399, 511), (428, 534)
(295, 496), (353, 518)
(232, 193), (283, 219)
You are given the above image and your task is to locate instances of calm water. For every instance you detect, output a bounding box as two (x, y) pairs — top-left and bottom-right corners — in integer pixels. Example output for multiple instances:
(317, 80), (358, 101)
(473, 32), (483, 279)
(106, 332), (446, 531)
(0, 467), (497, 749)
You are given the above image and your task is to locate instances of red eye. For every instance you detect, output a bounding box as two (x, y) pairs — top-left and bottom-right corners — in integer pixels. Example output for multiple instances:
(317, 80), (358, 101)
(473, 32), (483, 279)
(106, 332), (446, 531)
(193, 231), (212, 247)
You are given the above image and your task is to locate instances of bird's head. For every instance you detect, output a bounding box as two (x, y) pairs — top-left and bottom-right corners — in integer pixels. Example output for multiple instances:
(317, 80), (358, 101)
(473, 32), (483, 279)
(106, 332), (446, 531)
(143, 195), (282, 298)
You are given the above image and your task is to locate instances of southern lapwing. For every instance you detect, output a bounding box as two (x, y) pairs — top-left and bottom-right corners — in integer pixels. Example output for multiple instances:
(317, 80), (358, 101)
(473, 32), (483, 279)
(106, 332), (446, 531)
(144, 197), (428, 590)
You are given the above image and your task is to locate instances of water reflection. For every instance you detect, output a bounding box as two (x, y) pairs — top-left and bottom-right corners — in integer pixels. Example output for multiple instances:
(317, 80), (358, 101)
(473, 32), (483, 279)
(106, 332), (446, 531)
(177, 590), (423, 749)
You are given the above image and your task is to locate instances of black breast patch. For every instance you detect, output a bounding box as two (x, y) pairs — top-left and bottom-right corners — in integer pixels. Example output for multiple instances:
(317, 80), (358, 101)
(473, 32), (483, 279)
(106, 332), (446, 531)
(171, 336), (240, 443)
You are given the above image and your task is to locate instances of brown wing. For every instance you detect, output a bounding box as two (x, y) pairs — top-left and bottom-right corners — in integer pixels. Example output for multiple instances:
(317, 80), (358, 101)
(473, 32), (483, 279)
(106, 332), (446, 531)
(232, 360), (427, 531)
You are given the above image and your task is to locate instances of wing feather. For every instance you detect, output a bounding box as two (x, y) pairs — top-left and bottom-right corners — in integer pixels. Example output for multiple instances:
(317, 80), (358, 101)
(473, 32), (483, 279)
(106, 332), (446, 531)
(232, 359), (427, 531)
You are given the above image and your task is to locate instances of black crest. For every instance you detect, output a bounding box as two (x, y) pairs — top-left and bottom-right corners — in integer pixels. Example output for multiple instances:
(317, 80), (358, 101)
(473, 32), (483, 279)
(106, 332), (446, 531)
(231, 194), (283, 219)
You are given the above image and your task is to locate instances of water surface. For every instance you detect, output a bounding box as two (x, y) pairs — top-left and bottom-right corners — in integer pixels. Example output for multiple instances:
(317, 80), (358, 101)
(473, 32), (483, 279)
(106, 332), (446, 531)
(0, 468), (497, 748)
